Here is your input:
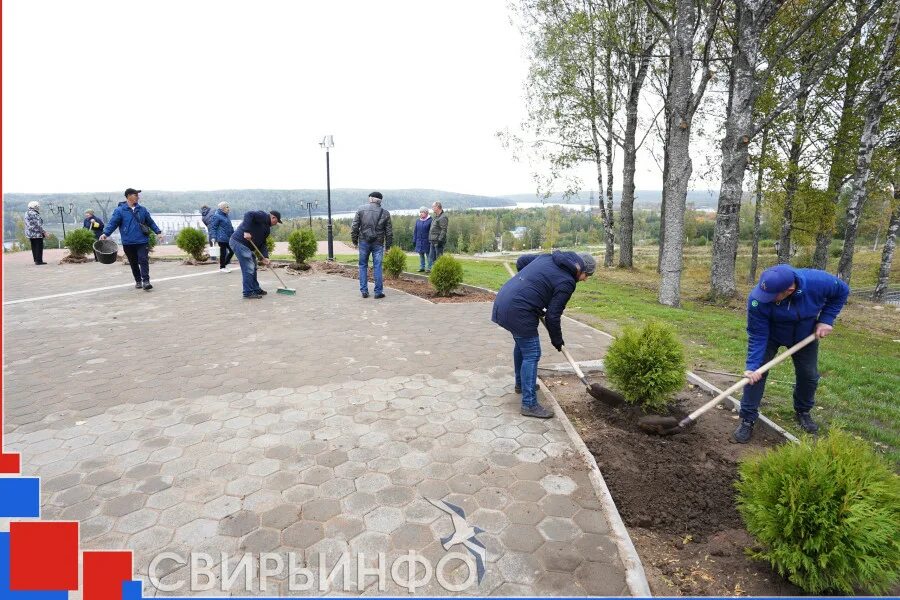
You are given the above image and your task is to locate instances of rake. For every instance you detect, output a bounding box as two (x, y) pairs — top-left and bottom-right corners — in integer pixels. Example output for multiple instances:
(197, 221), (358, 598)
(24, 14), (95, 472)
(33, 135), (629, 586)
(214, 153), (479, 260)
(247, 239), (297, 296)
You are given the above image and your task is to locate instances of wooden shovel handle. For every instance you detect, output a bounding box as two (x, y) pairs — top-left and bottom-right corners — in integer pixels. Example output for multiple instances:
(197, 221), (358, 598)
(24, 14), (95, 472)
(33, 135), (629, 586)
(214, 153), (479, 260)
(680, 332), (818, 427)
(560, 346), (588, 381)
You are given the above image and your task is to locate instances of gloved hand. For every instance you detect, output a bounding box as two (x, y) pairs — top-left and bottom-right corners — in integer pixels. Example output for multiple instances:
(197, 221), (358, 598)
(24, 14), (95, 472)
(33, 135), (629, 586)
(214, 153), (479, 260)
(551, 338), (564, 352)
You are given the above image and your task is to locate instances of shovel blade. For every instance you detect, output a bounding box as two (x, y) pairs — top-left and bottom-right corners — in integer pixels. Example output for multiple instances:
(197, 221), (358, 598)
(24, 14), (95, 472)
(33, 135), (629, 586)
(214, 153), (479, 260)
(637, 415), (682, 435)
(587, 384), (626, 407)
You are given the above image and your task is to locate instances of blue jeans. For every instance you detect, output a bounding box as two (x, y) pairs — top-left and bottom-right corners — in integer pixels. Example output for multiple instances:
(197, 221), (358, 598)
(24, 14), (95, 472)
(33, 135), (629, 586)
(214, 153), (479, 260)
(740, 339), (819, 422)
(358, 241), (384, 295)
(230, 239), (261, 297)
(428, 242), (445, 266)
(513, 335), (542, 408)
(418, 252), (432, 271)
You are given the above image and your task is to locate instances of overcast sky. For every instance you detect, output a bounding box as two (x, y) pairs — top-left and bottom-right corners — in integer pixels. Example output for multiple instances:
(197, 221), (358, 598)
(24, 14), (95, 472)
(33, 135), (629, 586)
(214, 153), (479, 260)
(3, 1), (719, 197)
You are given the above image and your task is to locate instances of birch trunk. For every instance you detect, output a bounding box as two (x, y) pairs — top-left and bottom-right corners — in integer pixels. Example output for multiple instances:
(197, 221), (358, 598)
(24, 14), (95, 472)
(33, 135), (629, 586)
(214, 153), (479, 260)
(749, 126), (769, 283)
(873, 159), (900, 301)
(777, 87), (810, 263)
(837, 5), (900, 282)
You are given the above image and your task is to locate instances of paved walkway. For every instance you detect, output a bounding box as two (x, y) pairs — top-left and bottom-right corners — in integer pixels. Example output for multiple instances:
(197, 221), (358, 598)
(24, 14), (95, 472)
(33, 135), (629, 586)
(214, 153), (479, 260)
(2, 259), (624, 596)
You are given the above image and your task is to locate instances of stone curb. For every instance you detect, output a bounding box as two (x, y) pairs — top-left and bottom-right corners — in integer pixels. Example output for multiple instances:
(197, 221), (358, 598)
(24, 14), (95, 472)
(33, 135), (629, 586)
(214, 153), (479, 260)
(536, 377), (652, 597)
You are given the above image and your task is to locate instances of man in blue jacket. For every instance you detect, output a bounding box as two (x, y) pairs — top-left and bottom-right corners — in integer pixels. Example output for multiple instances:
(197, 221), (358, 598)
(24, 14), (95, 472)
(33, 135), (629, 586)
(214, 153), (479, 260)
(733, 264), (850, 443)
(100, 188), (163, 291)
(492, 251), (596, 418)
(229, 209), (282, 299)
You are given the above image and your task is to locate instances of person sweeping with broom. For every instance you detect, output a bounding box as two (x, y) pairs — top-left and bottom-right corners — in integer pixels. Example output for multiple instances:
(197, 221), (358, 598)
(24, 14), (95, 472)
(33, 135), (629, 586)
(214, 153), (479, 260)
(491, 251), (595, 418)
(229, 209), (282, 300)
(732, 264), (849, 443)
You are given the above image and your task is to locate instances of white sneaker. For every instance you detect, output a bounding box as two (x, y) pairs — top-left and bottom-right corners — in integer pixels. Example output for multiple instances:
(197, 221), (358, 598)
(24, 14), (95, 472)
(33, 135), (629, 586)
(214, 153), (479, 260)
(220, 267), (231, 273)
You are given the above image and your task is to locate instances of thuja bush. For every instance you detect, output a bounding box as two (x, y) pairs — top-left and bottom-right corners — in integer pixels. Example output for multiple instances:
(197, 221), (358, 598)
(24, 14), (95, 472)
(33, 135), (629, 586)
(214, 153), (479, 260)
(429, 255), (463, 296)
(384, 246), (407, 279)
(736, 430), (900, 594)
(148, 231), (158, 252)
(63, 228), (96, 258)
(175, 227), (209, 261)
(266, 235), (276, 256)
(603, 322), (685, 411)
(288, 228), (317, 264)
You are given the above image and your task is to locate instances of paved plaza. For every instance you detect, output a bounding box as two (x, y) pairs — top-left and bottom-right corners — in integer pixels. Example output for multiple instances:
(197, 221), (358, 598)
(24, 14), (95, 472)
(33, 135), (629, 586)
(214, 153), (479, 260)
(2, 256), (631, 596)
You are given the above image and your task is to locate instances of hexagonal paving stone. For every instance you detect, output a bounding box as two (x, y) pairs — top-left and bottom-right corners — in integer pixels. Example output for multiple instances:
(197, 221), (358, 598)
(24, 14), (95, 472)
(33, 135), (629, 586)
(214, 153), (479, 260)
(509, 480), (546, 502)
(324, 516), (365, 542)
(282, 483), (317, 505)
(573, 509), (610, 535)
(374, 486), (416, 508)
(537, 541), (585, 572)
(364, 506), (404, 534)
(174, 518), (218, 544)
(203, 495), (242, 520)
(102, 492), (147, 517)
(301, 498), (341, 523)
(226, 476), (264, 497)
(318, 478), (356, 500)
(342, 492), (379, 517)
(247, 458), (280, 477)
(115, 508), (159, 535)
(283, 521), (324, 549)
(574, 560), (625, 595)
(261, 504), (301, 531)
(470, 508), (509, 534)
(500, 523), (544, 553)
(240, 527), (280, 553)
(539, 494), (580, 518)
(355, 473), (391, 494)
(497, 551), (543, 586)
(539, 473), (578, 495)
(537, 516), (581, 542)
(218, 510), (260, 538)
(300, 465), (333, 485)
(447, 474), (483, 495)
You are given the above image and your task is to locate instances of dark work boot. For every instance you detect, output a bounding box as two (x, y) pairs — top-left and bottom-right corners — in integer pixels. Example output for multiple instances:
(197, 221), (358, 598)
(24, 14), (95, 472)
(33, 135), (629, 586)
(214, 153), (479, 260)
(521, 403), (554, 419)
(514, 386), (522, 394)
(732, 419), (755, 444)
(795, 412), (819, 434)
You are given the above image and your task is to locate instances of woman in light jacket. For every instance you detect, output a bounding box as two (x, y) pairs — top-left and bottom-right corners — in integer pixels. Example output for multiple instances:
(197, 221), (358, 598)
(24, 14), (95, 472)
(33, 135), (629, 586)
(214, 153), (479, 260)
(24, 201), (49, 265)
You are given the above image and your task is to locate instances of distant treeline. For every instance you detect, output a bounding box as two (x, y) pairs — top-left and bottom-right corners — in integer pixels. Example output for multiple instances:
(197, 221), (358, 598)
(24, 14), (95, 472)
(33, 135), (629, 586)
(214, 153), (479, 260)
(2, 188), (512, 239)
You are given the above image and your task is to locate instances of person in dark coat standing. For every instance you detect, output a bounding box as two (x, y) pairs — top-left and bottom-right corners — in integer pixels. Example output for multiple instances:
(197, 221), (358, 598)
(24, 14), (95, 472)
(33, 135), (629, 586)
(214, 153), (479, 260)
(492, 251), (596, 418)
(732, 264), (850, 443)
(208, 202), (235, 272)
(229, 209), (282, 299)
(427, 201), (448, 271)
(413, 207), (432, 272)
(101, 189), (163, 290)
(200, 205), (214, 247)
(351, 192), (393, 299)
(24, 201), (49, 265)
(83, 209), (105, 239)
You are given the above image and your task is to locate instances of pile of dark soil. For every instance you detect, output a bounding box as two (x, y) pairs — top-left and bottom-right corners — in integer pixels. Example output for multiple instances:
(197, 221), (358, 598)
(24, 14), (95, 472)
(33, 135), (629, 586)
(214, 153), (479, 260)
(546, 374), (801, 597)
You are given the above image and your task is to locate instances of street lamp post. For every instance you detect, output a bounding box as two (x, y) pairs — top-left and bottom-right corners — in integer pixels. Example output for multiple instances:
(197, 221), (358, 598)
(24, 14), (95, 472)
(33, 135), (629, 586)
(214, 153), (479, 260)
(304, 200), (318, 228)
(319, 135), (335, 261)
(47, 202), (75, 238)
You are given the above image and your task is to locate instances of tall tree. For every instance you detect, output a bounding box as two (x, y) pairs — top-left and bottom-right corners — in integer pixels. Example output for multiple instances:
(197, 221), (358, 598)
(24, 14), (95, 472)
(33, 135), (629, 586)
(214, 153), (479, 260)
(646, 0), (722, 306)
(873, 152), (900, 301)
(709, 0), (882, 299)
(748, 124), (770, 282)
(837, 4), (900, 282)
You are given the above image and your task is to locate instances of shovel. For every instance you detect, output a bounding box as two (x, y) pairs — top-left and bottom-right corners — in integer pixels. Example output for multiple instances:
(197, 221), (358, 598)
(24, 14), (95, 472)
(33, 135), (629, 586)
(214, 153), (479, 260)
(638, 333), (818, 435)
(559, 345), (627, 407)
(247, 239), (297, 296)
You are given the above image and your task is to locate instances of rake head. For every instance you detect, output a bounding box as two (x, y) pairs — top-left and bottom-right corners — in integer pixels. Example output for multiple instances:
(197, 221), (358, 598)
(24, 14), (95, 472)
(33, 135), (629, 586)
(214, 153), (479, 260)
(276, 287), (297, 296)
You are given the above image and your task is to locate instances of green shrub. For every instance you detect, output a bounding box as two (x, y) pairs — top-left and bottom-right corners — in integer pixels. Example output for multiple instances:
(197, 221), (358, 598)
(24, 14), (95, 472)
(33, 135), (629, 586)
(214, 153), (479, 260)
(148, 232), (158, 253)
(736, 430), (900, 594)
(603, 322), (685, 410)
(384, 246), (407, 279)
(266, 235), (276, 256)
(175, 227), (209, 261)
(288, 228), (317, 264)
(429, 255), (463, 295)
(63, 228), (96, 258)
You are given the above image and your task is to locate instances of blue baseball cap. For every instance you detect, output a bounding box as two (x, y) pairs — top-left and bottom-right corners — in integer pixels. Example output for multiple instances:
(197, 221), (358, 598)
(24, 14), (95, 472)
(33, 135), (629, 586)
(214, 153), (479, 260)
(750, 265), (796, 303)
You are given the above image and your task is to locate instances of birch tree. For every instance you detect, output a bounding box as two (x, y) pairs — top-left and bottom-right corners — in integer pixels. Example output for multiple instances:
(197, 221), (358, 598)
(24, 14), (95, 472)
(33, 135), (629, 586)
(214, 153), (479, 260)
(873, 152), (899, 301)
(709, 0), (882, 299)
(837, 4), (900, 282)
(646, 0), (722, 306)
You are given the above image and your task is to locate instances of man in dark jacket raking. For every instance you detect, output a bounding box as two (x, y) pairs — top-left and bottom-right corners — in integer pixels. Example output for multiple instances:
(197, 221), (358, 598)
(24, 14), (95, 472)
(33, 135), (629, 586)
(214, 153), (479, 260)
(351, 192), (393, 299)
(101, 189), (163, 291)
(229, 209), (282, 299)
(492, 251), (596, 418)
(733, 264), (850, 443)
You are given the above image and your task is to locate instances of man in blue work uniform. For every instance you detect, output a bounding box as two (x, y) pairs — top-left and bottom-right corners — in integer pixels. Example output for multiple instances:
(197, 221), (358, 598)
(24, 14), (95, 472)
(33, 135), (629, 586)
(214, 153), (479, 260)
(733, 264), (850, 443)
(492, 251), (596, 418)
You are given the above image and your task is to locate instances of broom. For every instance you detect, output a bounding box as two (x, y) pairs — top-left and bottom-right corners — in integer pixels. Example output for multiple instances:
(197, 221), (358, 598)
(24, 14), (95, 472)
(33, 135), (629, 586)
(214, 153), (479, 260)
(247, 239), (297, 296)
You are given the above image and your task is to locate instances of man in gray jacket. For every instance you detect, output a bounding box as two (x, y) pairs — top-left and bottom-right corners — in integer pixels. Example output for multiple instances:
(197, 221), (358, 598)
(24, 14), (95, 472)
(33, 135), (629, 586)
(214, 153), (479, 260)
(427, 201), (449, 272)
(351, 192), (393, 299)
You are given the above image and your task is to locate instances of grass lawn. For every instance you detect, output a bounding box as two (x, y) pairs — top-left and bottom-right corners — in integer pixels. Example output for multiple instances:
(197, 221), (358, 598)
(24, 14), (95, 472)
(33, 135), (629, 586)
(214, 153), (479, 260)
(452, 247), (900, 466)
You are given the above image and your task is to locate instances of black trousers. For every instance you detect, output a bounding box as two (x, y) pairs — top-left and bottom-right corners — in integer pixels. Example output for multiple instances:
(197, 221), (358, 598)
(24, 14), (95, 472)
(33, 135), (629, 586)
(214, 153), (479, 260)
(122, 243), (150, 284)
(29, 238), (44, 264)
(219, 242), (234, 268)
